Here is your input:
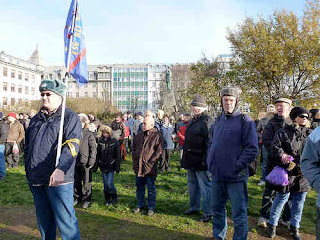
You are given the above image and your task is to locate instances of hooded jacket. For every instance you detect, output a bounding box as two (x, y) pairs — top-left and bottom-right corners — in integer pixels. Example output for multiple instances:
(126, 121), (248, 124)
(206, 110), (259, 181)
(97, 136), (120, 173)
(24, 107), (82, 185)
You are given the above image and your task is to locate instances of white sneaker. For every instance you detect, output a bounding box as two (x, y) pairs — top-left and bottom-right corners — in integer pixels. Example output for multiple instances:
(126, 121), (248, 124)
(257, 217), (268, 228)
(258, 180), (266, 186)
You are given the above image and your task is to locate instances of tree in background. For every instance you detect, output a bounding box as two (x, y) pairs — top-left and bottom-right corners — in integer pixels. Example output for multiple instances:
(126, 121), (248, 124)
(227, 0), (320, 112)
(182, 55), (235, 114)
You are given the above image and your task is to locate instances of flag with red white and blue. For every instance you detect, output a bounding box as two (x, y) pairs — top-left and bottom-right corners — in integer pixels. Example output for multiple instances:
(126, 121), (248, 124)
(64, 0), (88, 87)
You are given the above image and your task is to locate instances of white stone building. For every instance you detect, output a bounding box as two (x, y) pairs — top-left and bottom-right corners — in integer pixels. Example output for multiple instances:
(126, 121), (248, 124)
(0, 47), (45, 107)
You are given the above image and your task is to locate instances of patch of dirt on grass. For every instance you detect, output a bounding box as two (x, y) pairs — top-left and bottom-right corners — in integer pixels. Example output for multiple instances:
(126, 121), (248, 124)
(0, 206), (316, 240)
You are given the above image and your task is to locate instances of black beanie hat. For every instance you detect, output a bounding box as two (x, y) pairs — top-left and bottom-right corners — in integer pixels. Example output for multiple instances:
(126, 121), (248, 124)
(191, 96), (206, 108)
(289, 107), (310, 121)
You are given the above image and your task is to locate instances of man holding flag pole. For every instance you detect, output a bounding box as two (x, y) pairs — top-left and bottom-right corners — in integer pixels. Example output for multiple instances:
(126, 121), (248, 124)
(24, 0), (88, 239)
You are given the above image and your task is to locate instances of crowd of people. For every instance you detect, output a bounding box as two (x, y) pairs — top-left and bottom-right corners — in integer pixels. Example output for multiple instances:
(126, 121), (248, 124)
(1, 79), (320, 240)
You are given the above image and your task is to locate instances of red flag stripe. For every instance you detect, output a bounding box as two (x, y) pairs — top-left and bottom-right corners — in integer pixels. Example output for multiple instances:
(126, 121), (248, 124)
(69, 48), (86, 72)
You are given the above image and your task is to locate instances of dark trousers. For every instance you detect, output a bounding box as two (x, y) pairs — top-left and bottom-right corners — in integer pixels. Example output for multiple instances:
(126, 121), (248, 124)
(5, 142), (19, 168)
(159, 149), (171, 172)
(74, 165), (92, 203)
(260, 185), (291, 221)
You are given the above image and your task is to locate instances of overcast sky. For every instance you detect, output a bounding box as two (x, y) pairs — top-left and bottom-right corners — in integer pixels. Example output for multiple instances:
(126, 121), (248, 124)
(0, 0), (305, 65)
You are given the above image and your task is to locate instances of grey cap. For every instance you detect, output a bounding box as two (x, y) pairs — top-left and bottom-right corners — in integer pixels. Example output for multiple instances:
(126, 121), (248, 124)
(221, 87), (239, 99)
(191, 96), (206, 108)
(274, 98), (292, 106)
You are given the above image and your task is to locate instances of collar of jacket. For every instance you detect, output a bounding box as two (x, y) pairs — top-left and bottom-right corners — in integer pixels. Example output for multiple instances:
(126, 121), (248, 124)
(222, 108), (241, 119)
(144, 127), (157, 136)
(39, 105), (62, 121)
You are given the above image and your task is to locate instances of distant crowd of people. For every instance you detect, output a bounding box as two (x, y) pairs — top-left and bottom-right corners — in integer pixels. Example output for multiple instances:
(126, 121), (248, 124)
(1, 79), (320, 240)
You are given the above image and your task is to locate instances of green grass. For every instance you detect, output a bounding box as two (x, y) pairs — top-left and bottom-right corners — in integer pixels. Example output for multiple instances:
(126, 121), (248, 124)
(0, 153), (317, 239)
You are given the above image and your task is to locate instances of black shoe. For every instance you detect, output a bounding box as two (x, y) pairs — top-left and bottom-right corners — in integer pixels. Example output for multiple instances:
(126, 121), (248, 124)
(268, 225), (276, 239)
(110, 193), (118, 205)
(199, 215), (212, 223)
(184, 209), (200, 215)
(290, 226), (301, 240)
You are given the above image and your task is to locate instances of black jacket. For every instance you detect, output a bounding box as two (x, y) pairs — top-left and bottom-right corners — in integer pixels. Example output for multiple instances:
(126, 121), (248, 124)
(0, 120), (8, 145)
(76, 128), (97, 167)
(268, 125), (311, 193)
(97, 137), (120, 173)
(182, 113), (213, 171)
(262, 114), (288, 174)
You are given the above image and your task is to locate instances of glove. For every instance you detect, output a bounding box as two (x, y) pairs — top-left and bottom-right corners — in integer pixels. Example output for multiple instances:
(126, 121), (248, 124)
(287, 161), (296, 171)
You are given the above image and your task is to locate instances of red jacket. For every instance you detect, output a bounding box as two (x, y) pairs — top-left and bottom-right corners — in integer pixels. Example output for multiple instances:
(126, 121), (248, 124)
(177, 122), (188, 147)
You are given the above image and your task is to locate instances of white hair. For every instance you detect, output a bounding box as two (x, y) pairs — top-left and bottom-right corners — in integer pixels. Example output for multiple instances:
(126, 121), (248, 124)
(78, 113), (90, 124)
(193, 106), (207, 114)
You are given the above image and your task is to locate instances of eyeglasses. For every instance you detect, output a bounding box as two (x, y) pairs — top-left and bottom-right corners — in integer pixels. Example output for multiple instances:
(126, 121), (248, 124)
(41, 92), (51, 97)
(298, 115), (308, 119)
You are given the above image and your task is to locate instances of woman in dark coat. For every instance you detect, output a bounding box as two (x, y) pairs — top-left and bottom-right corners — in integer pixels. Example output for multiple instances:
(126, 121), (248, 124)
(267, 107), (312, 240)
(74, 114), (97, 209)
(97, 125), (121, 206)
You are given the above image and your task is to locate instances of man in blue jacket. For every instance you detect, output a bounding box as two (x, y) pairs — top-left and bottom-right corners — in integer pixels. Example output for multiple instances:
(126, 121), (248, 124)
(301, 127), (320, 239)
(207, 87), (259, 240)
(24, 79), (82, 240)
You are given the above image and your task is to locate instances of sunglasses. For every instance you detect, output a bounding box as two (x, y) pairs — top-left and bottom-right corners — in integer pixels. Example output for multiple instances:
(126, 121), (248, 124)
(41, 92), (52, 97)
(298, 115), (308, 119)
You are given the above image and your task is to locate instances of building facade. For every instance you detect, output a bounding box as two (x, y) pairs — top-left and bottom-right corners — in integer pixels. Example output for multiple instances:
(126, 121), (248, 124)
(0, 49), (45, 108)
(45, 63), (170, 113)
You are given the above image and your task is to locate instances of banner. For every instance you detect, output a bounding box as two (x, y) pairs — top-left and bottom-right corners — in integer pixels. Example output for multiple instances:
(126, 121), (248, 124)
(64, 0), (88, 86)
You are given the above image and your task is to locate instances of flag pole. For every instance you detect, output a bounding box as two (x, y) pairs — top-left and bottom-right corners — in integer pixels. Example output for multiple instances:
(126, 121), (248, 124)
(55, 0), (78, 167)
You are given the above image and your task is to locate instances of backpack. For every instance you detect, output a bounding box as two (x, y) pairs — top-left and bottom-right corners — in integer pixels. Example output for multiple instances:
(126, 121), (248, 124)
(214, 113), (257, 177)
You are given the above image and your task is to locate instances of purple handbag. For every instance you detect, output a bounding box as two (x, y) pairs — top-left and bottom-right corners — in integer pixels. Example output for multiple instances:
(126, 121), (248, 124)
(266, 166), (289, 186)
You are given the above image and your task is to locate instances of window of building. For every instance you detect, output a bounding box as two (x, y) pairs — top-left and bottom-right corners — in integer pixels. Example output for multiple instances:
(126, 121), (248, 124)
(68, 92), (73, 98)
(18, 99), (22, 105)
(84, 92), (88, 97)
(25, 73), (29, 81)
(18, 85), (22, 93)
(93, 92), (97, 98)
(25, 86), (29, 94)
(11, 84), (15, 92)
(3, 67), (7, 77)
(92, 83), (97, 88)
(18, 72), (22, 80)
(3, 82), (7, 91)
(11, 70), (15, 78)
(11, 98), (15, 105)
(31, 87), (35, 95)
(3, 97), (7, 106)
(31, 75), (35, 83)
(152, 91), (156, 98)
(76, 92), (79, 98)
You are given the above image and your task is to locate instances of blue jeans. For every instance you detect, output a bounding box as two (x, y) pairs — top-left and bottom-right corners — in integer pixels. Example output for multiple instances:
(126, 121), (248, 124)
(211, 179), (248, 240)
(187, 169), (212, 217)
(269, 191), (307, 228)
(0, 145), (6, 178)
(260, 145), (268, 181)
(135, 176), (156, 210)
(30, 184), (80, 240)
(102, 171), (116, 194)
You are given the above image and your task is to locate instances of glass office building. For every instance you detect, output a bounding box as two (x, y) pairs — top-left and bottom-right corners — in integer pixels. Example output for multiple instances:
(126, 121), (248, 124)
(112, 65), (149, 112)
